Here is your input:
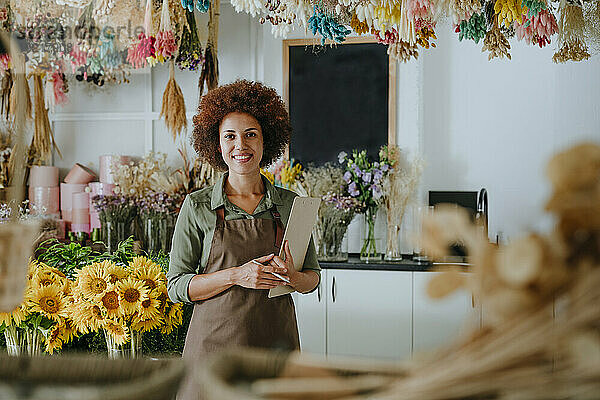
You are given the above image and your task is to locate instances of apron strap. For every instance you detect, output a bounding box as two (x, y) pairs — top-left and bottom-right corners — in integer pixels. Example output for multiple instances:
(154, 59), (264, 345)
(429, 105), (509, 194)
(216, 207), (225, 222)
(271, 209), (284, 250)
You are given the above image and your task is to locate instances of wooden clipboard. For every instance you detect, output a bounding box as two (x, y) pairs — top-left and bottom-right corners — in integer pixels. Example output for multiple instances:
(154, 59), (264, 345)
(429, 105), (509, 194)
(269, 196), (321, 298)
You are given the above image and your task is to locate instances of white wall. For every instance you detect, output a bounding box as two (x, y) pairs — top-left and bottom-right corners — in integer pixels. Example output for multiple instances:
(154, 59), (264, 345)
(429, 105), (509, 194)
(50, 5), (600, 249)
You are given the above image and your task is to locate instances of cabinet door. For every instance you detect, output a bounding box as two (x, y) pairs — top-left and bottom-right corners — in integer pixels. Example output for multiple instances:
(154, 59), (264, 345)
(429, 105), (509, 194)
(326, 270), (412, 360)
(413, 272), (478, 354)
(293, 270), (327, 355)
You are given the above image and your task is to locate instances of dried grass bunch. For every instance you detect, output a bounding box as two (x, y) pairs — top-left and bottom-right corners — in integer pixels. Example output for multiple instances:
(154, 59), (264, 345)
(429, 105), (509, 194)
(482, 20), (511, 60)
(584, 0), (600, 54)
(554, 4), (591, 63)
(160, 61), (187, 141)
(381, 146), (423, 257)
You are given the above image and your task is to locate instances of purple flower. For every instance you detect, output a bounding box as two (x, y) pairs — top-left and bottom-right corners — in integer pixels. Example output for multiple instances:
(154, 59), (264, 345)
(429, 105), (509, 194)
(343, 171), (352, 183)
(352, 164), (362, 177)
(373, 169), (383, 183)
(348, 182), (359, 197)
(381, 164), (389, 172)
(338, 151), (347, 164)
(362, 172), (372, 184)
(371, 185), (383, 200)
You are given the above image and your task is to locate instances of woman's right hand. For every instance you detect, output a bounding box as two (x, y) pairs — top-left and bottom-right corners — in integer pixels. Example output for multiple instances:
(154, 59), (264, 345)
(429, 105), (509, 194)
(231, 254), (289, 289)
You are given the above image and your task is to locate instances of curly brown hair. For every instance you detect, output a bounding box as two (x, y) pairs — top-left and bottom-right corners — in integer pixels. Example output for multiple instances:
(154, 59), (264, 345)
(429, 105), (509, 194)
(192, 80), (292, 171)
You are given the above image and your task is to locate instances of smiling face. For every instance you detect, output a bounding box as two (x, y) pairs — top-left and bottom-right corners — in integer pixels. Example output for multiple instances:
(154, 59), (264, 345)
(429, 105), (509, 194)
(219, 112), (264, 176)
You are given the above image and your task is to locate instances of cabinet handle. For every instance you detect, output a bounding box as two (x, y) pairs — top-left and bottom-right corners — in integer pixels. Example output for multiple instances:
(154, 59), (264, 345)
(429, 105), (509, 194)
(332, 277), (336, 303)
(317, 282), (321, 302)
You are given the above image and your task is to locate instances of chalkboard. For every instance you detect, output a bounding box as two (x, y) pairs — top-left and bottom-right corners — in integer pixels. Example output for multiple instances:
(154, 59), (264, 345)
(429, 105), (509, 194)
(287, 41), (391, 166)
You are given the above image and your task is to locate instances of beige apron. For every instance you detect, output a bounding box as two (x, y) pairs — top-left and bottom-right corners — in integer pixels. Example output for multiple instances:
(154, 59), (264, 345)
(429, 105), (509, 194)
(179, 205), (300, 400)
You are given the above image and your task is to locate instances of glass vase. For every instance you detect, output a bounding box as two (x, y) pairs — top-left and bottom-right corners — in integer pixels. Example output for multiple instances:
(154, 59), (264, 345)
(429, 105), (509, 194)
(4, 326), (25, 356)
(385, 223), (403, 261)
(102, 220), (127, 253)
(144, 215), (175, 254)
(360, 206), (381, 262)
(316, 226), (348, 262)
(24, 328), (44, 357)
(104, 329), (143, 359)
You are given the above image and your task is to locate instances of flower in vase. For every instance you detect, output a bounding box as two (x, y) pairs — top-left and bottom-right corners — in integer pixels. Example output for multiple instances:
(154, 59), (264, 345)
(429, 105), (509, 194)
(137, 293), (161, 322)
(116, 277), (149, 315)
(129, 256), (165, 291)
(77, 262), (112, 298)
(99, 286), (122, 319)
(371, 184), (383, 200)
(338, 151), (347, 164)
(162, 303), (184, 335)
(105, 262), (128, 285)
(45, 323), (64, 354)
(348, 182), (360, 197)
(103, 319), (129, 346)
(72, 302), (105, 334)
(362, 172), (372, 184)
(27, 284), (69, 322)
(373, 169), (383, 183)
(343, 171), (352, 183)
(0, 305), (27, 326)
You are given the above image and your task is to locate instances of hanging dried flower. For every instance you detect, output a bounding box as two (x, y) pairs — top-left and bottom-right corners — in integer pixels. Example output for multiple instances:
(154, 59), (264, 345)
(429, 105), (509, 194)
(554, 4), (590, 62)
(494, 0), (523, 28)
(553, 37), (591, 62)
(175, 10), (204, 71)
(388, 39), (419, 62)
(450, 0), (482, 24)
(350, 13), (371, 34)
(416, 25), (437, 48)
(308, 6), (352, 45)
(153, 0), (178, 63)
(583, 0), (600, 54)
(32, 74), (60, 163)
(406, 0), (434, 20)
(515, 9), (558, 48)
(160, 61), (187, 141)
(457, 11), (487, 43)
(482, 20), (511, 60)
(376, 28), (400, 45)
(230, 0), (264, 17)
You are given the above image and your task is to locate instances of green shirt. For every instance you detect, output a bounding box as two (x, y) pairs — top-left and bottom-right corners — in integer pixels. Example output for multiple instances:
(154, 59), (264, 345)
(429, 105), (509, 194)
(167, 173), (321, 304)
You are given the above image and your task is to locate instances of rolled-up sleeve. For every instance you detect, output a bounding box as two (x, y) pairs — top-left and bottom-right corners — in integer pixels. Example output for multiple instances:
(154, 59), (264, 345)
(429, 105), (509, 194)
(167, 195), (204, 304)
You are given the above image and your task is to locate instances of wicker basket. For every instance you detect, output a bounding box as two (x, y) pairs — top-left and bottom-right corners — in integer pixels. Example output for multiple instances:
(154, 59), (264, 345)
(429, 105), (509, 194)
(0, 354), (186, 400)
(196, 347), (408, 400)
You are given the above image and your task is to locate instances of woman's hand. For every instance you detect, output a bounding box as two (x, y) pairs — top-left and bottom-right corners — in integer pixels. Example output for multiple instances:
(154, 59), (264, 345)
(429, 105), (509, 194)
(269, 241), (320, 293)
(231, 254), (289, 289)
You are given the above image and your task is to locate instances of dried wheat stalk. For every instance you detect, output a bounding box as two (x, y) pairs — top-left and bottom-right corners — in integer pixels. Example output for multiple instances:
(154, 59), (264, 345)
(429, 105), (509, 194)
(160, 60), (187, 141)
(31, 74), (60, 163)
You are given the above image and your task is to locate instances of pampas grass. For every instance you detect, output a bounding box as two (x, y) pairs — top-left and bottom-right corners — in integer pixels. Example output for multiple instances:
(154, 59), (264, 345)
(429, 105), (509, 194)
(31, 74), (60, 163)
(381, 146), (423, 258)
(160, 61), (187, 141)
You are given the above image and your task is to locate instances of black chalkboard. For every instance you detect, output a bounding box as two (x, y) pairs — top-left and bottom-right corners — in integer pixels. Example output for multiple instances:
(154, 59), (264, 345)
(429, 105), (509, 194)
(288, 42), (389, 166)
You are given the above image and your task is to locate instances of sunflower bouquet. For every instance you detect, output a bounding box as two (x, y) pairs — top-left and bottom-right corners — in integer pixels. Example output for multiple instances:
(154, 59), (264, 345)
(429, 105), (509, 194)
(71, 256), (183, 359)
(0, 259), (77, 356)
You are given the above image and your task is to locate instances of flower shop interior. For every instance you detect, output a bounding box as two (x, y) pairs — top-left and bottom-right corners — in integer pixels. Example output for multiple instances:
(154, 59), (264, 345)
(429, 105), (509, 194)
(1, 0), (599, 398)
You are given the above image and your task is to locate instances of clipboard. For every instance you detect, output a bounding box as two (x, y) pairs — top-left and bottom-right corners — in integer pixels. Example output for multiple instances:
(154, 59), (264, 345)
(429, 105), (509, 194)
(269, 196), (321, 298)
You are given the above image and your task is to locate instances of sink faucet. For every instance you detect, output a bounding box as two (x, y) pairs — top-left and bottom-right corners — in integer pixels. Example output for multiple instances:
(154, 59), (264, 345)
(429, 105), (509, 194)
(477, 188), (488, 238)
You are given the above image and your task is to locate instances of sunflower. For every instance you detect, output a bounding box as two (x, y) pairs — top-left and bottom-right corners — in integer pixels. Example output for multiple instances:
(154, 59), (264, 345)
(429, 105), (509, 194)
(161, 303), (183, 335)
(99, 286), (122, 319)
(27, 284), (69, 322)
(137, 292), (161, 322)
(72, 302), (105, 333)
(0, 305), (27, 327)
(77, 261), (111, 298)
(129, 256), (165, 291)
(45, 323), (64, 354)
(105, 262), (128, 284)
(156, 286), (169, 313)
(116, 277), (148, 315)
(103, 319), (129, 346)
(131, 315), (162, 332)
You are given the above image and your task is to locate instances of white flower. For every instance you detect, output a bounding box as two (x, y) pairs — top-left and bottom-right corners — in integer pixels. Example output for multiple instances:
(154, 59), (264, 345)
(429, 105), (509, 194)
(338, 152), (347, 164)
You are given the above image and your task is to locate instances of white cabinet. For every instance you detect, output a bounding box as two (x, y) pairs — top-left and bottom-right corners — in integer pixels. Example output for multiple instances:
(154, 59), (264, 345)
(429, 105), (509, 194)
(412, 272), (478, 354)
(293, 270), (327, 355)
(326, 270), (412, 360)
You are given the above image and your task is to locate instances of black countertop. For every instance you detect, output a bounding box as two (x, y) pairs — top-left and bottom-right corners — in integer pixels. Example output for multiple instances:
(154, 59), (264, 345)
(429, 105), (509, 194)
(319, 256), (471, 272)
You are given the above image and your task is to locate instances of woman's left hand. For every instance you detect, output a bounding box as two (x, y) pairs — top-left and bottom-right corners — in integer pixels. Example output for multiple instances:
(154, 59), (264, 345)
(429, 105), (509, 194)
(269, 241), (301, 288)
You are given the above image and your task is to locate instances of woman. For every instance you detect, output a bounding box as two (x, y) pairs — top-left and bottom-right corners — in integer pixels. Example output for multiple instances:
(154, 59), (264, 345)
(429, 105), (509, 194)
(167, 80), (321, 399)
